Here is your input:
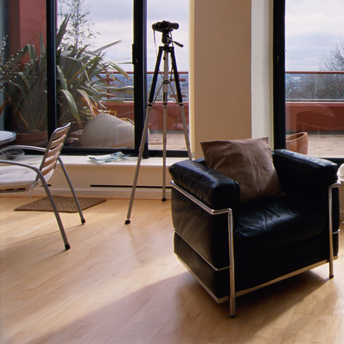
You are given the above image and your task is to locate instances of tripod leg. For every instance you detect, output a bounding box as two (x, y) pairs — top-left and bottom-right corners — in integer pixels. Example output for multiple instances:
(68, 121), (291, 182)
(161, 49), (170, 201)
(170, 47), (193, 160)
(125, 47), (164, 224)
(125, 105), (152, 224)
(162, 103), (167, 201)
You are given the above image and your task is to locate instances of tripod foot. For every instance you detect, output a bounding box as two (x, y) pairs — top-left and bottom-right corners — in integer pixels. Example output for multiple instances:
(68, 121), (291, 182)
(125, 219), (131, 225)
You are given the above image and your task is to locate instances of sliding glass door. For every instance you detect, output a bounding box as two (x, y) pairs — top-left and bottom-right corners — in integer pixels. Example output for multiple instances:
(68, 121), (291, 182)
(275, 0), (344, 162)
(56, 0), (136, 151)
(146, 0), (189, 153)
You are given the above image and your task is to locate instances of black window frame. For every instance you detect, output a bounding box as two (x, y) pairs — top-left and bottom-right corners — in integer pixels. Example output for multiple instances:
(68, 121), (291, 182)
(273, 0), (286, 150)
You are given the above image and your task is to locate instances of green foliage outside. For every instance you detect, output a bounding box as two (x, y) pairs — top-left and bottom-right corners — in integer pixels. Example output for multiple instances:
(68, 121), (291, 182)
(0, 15), (132, 133)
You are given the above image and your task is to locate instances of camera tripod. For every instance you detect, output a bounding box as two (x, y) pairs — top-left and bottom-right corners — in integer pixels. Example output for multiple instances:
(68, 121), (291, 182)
(125, 30), (192, 224)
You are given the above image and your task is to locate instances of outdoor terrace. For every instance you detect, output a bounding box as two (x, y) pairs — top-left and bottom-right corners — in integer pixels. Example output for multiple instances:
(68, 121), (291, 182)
(106, 70), (344, 159)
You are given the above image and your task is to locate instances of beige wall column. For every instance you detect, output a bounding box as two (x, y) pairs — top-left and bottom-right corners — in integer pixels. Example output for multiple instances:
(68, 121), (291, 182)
(189, 0), (252, 158)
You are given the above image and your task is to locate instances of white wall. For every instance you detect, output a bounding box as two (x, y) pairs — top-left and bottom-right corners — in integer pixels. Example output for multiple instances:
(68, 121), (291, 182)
(251, 0), (273, 142)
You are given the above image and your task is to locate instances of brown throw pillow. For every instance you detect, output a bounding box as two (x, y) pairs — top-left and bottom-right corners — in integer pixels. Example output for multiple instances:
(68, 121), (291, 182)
(201, 138), (282, 203)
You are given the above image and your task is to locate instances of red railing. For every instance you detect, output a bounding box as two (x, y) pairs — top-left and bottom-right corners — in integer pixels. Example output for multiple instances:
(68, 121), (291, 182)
(104, 70), (344, 133)
(286, 71), (344, 132)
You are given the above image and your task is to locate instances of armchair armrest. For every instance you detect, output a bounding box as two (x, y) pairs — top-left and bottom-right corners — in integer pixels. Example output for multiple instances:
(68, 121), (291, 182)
(169, 159), (240, 209)
(273, 149), (339, 208)
(273, 149), (338, 188)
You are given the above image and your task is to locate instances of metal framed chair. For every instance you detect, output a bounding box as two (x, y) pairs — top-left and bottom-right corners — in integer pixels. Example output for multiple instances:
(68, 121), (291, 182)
(0, 123), (85, 250)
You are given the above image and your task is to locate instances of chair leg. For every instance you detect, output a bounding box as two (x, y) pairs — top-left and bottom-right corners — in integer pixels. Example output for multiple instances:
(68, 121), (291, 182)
(39, 176), (70, 250)
(327, 183), (339, 278)
(58, 158), (86, 225)
(228, 211), (237, 317)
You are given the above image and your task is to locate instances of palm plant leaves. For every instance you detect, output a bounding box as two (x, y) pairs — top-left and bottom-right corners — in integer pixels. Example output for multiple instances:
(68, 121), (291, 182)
(59, 89), (81, 123)
(56, 15), (70, 49)
(1, 14), (132, 132)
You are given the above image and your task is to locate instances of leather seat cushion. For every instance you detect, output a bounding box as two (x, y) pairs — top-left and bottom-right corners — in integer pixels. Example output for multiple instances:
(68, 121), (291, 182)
(235, 195), (326, 263)
(172, 192), (326, 270)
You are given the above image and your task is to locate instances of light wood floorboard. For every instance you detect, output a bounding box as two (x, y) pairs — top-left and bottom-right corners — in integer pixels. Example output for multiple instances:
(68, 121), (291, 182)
(1, 197), (344, 344)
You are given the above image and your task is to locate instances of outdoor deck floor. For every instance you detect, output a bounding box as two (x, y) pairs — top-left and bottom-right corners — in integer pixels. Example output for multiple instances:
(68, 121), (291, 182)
(307, 134), (344, 158)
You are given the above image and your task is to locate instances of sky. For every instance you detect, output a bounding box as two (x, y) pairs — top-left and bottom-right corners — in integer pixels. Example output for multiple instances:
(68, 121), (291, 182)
(58, 0), (189, 72)
(58, 0), (344, 73)
(286, 0), (344, 71)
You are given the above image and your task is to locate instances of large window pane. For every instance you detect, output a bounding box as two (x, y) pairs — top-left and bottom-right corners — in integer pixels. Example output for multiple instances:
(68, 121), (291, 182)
(146, 0), (189, 152)
(57, 0), (135, 150)
(285, 0), (344, 158)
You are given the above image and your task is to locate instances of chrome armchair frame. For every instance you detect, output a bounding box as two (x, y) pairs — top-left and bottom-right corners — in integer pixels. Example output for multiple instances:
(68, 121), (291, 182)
(171, 180), (340, 317)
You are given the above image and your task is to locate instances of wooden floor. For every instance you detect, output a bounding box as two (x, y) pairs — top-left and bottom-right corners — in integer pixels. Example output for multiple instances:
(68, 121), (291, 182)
(1, 197), (344, 344)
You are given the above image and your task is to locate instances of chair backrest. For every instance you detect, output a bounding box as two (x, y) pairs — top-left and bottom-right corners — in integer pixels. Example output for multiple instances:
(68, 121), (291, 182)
(37, 123), (71, 183)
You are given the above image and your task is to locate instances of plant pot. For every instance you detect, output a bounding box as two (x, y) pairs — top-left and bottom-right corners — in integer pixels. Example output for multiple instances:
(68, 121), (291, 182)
(13, 130), (48, 147)
(286, 132), (308, 155)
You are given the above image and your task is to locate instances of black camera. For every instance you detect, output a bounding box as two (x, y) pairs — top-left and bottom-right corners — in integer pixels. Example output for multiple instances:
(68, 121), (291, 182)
(152, 20), (179, 33)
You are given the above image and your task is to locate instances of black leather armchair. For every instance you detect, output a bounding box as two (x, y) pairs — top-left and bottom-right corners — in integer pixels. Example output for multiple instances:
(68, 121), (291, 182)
(169, 149), (340, 317)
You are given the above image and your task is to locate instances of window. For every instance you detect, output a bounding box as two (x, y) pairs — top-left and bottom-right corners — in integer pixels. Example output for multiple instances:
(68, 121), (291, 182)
(146, 1), (189, 154)
(57, 0), (136, 152)
(0, 0), (189, 157)
(274, 0), (344, 163)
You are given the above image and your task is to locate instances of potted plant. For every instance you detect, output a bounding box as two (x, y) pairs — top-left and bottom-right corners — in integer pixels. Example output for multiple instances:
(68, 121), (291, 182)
(0, 38), (48, 142)
(0, 15), (132, 145)
(286, 131), (309, 155)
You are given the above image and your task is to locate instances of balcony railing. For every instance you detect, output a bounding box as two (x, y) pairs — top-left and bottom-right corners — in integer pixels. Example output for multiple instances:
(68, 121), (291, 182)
(101, 70), (344, 156)
(107, 70), (344, 134)
(286, 71), (344, 158)
(286, 71), (344, 133)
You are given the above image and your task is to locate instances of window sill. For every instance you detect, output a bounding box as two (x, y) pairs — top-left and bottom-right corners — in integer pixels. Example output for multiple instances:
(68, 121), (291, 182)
(8, 155), (186, 199)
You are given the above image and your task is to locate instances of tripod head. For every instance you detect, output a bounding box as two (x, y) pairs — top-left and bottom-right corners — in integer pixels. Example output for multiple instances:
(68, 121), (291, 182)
(152, 20), (179, 34)
(152, 20), (183, 47)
